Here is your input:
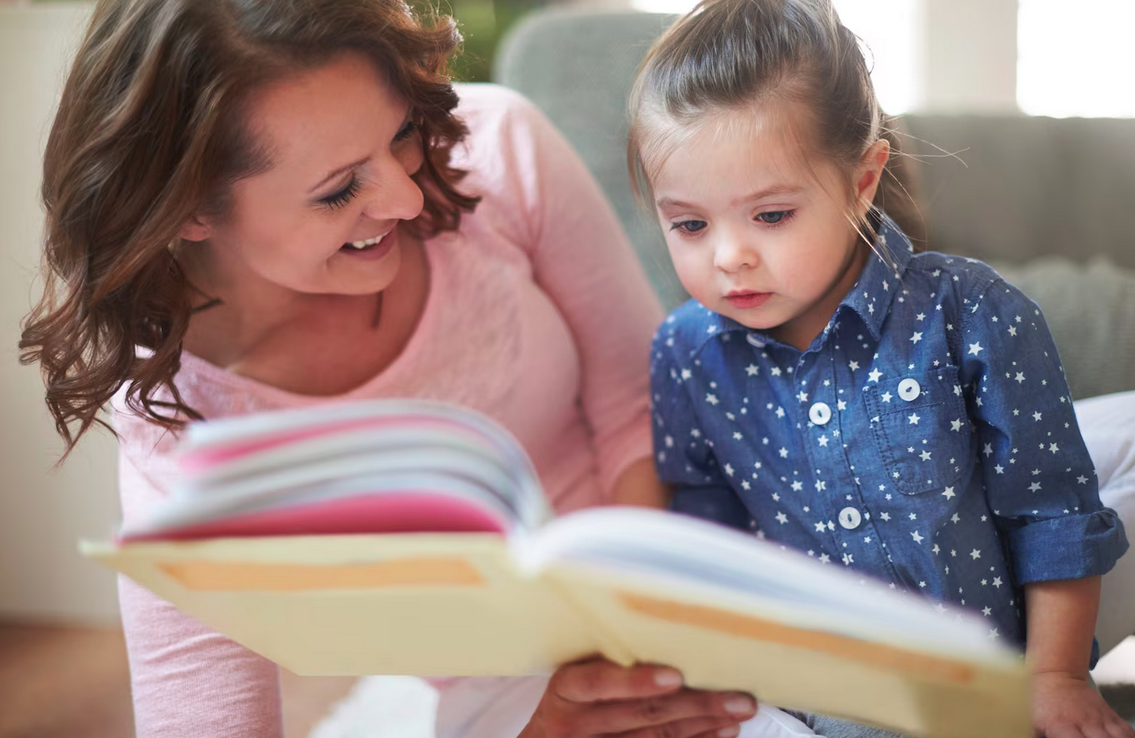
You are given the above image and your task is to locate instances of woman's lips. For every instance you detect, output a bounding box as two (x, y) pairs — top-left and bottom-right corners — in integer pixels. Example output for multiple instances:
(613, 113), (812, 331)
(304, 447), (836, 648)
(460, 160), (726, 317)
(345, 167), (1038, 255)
(340, 227), (397, 259)
(725, 292), (771, 309)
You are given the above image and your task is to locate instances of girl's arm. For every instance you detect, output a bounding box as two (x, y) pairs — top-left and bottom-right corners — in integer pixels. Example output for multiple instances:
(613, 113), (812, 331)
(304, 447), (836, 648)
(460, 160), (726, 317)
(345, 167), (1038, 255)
(1025, 577), (1135, 738)
(955, 273), (1131, 737)
(956, 272), (1127, 586)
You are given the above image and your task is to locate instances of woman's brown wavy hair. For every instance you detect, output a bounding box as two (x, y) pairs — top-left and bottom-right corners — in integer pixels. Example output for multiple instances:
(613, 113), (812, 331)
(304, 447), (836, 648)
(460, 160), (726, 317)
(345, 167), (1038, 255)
(20, 0), (479, 457)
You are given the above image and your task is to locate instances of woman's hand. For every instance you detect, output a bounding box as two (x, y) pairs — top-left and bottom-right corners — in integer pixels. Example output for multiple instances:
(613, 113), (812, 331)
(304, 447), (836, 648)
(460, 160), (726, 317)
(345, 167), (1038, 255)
(519, 657), (758, 738)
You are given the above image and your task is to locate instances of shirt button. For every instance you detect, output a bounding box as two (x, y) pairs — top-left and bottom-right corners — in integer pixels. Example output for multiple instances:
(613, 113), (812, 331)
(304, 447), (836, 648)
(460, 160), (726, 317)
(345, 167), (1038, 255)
(838, 507), (862, 530)
(808, 402), (832, 426)
(746, 333), (767, 348)
(898, 378), (921, 402)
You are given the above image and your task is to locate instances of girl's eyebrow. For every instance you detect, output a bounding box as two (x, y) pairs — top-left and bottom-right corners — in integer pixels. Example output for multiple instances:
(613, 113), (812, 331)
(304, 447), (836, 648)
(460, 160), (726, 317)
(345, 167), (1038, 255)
(656, 184), (804, 210)
(730, 184), (804, 206)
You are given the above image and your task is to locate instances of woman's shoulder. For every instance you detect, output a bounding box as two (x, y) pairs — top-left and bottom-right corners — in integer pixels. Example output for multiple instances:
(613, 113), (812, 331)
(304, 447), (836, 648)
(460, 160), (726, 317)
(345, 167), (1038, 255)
(449, 83), (565, 179)
(452, 83), (543, 132)
(110, 353), (283, 451)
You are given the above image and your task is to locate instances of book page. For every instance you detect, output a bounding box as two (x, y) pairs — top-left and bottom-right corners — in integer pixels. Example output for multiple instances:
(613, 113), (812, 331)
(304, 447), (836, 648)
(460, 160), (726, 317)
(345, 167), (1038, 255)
(84, 533), (602, 677)
(517, 508), (1031, 738)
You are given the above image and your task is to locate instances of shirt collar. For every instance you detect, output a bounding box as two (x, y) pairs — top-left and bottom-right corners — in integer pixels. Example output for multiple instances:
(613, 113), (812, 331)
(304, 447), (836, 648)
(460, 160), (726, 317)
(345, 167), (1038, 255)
(695, 215), (915, 352)
(838, 215), (914, 342)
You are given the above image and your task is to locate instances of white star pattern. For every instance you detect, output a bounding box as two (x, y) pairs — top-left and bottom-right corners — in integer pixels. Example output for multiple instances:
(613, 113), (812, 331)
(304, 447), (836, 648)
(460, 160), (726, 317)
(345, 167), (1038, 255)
(650, 233), (1104, 659)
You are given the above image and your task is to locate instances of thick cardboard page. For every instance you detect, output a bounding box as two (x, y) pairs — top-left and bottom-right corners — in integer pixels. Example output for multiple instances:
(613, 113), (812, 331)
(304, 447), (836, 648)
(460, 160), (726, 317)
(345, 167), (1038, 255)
(545, 562), (1031, 738)
(81, 533), (598, 676)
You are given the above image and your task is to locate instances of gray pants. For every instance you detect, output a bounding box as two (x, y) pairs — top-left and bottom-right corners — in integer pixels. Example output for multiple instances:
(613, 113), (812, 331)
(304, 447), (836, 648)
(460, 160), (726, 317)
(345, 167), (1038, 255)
(804, 714), (909, 738)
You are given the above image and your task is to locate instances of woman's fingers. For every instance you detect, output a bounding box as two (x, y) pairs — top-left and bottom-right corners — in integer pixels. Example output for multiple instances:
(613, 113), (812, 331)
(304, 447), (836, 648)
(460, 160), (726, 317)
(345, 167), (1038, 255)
(576, 688), (757, 735)
(528, 657), (758, 738)
(552, 657), (686, 703)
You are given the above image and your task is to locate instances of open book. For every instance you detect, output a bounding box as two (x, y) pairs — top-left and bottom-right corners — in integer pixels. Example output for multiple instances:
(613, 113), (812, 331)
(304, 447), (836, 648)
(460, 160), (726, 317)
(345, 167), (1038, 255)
(82, 400), (1030, 738)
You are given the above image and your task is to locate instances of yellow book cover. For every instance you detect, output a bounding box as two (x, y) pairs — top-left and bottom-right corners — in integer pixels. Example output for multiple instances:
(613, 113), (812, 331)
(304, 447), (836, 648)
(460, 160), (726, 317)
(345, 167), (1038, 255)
(82, 400), (1030, 738)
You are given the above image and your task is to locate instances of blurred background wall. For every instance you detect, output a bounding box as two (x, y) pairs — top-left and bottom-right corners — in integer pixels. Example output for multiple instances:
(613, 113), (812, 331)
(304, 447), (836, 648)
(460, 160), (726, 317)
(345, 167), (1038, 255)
(1, 0), (1131, 626)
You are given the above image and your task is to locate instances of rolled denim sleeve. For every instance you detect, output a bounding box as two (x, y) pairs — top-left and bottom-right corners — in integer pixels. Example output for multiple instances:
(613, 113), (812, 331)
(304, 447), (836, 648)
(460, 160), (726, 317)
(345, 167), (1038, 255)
(1005, 507), (1128, 583)
(958, 275), (1129, 583)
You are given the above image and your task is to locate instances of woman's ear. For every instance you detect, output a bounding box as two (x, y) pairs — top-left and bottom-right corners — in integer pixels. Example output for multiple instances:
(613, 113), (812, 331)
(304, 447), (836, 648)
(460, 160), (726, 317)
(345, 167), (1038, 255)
(854, 138), (891, 217)
(178, 215), (213, 243)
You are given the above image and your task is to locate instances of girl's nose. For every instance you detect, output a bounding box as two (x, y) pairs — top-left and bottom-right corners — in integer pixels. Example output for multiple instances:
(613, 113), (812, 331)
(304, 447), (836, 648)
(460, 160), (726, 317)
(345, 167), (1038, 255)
(713, 235), (758, 273)
(362, 149), (425, 223)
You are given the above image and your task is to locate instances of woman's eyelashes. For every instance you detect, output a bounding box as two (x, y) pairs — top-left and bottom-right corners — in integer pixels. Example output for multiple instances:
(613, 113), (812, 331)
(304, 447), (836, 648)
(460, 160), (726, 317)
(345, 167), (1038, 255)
(317, 177), (362, 211)
(315, 121), (417, 211)
(394, 120), (418, 142)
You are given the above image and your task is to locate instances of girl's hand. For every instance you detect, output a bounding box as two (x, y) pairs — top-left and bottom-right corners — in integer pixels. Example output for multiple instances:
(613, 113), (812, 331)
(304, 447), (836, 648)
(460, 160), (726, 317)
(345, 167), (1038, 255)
(1032, 671), (1135, 738)
(519, 656), (758, 738)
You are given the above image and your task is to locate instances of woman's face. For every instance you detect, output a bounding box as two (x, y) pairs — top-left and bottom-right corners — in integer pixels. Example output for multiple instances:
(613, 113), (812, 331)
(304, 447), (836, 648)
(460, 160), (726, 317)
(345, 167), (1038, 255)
(186, 52), (425, 301)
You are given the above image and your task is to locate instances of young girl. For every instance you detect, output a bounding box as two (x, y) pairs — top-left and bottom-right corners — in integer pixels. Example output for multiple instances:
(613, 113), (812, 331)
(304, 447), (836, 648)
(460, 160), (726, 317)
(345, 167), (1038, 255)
(629, 1), (1131, 736)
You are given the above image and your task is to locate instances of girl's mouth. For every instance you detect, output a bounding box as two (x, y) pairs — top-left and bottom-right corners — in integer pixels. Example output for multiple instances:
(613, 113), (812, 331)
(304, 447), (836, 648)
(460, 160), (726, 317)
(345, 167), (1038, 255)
(726, 292), (772, 309)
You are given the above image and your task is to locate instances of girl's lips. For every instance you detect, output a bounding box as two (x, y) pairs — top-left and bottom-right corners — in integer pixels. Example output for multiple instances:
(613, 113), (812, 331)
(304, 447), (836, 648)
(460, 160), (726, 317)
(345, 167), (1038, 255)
(726, 292), (771, 309)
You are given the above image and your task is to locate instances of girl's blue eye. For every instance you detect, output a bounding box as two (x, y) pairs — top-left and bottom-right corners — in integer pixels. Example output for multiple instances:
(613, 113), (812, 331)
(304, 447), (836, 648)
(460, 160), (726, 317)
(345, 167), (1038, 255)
(671, 220), (707, 234)
(318, 178), (362, 210)
(756, 210), (791, 225)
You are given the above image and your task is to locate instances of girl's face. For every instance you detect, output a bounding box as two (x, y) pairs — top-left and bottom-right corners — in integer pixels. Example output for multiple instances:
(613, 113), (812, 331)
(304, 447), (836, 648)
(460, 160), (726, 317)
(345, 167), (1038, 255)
(182, 52), (425, 302)
(649, 102), (886, 350)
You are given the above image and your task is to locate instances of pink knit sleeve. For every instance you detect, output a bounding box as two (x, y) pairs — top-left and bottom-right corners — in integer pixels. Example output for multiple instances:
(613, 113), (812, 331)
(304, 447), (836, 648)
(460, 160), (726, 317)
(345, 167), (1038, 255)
(483, 89), (665, 495)
(115, 412), (285, 738)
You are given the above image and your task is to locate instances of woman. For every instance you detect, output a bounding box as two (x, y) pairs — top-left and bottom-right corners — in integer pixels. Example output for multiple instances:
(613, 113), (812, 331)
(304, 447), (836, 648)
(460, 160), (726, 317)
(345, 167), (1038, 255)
(19, 0), (759, 736)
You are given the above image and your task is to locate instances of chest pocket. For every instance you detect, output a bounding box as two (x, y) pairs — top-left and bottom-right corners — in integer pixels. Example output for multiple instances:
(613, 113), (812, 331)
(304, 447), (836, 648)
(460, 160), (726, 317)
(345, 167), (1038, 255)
(862, 366), (974, 496)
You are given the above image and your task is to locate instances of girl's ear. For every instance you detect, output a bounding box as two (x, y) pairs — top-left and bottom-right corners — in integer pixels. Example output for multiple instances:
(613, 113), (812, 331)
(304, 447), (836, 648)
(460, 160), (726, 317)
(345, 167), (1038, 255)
(178, 215), (213, 243)
(853, 138), (891, 218)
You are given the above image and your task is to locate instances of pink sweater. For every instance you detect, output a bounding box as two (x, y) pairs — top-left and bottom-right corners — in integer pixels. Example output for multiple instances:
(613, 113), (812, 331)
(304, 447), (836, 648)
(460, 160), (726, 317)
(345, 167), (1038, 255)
(112, 84), (664, 737)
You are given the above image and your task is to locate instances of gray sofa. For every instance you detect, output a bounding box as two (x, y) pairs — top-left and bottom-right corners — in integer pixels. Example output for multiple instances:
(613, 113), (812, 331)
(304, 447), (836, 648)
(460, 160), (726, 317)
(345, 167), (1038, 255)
(493, 7), (1135, 402)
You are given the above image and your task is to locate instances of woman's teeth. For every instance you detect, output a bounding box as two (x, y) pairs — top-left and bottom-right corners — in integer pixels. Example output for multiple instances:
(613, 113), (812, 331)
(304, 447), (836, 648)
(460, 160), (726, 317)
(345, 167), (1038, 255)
(348, 233), (386, 250)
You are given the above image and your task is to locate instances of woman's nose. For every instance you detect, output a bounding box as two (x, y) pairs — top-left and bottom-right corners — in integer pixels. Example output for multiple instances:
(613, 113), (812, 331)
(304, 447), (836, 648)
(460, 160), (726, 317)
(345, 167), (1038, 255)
(362, 152), (425, 223)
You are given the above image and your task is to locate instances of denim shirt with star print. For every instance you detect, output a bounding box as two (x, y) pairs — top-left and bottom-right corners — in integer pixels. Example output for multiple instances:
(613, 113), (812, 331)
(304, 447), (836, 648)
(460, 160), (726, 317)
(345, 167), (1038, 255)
(650, 216), (1128, 650)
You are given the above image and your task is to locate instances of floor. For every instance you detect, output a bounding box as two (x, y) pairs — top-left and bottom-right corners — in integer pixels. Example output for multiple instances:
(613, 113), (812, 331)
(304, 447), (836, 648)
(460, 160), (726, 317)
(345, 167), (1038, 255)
(1, 621), (1133, 738)
(0, 621), (356, 738)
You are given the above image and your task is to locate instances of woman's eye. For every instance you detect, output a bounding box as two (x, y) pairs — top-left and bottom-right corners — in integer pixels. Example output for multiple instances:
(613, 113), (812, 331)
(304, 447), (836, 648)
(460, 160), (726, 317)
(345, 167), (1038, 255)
(318, 178), (362, 210)
(670, 220), (707, 234)
(394, 120), (418, 142)
(756, 210), (791, 225)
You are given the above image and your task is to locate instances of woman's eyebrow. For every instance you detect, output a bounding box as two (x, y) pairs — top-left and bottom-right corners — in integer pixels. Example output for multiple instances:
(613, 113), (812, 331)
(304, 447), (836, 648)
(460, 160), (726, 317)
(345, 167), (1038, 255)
(308, 157), (370, 194)
(306, 112), (413, 194)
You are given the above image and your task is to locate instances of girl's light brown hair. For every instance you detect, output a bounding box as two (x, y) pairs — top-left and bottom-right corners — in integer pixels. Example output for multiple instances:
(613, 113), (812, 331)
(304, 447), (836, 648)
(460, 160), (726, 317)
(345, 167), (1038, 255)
(20, 0), (480, 457)
(628, 0), (924, 245)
